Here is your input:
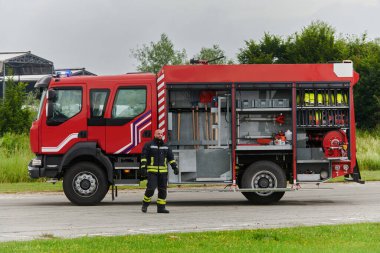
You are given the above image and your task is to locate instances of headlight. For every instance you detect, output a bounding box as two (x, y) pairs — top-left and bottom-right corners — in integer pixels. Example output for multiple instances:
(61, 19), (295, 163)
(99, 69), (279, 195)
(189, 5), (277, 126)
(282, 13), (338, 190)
(32, 158), (42, 167)
(334, 165), (340, 171)
(343, 164), (349, 171)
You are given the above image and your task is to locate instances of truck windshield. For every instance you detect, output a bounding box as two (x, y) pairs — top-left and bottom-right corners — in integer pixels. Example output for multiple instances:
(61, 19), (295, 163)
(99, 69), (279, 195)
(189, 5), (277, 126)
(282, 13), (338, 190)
(36, 89), (47, 120)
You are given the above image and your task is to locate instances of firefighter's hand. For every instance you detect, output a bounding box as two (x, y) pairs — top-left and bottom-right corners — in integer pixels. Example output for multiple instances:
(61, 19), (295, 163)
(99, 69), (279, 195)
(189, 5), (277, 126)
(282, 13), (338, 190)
(173, 166), (179, 175)
(140, 163), (147, 179)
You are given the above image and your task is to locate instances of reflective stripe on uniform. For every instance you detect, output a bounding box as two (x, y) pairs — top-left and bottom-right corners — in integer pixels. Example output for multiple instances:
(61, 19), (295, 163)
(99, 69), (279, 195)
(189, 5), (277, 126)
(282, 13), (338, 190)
(147, 170), (168, 173)
(157, 198), (166, 205)
(141, 158), (147, 162)
(150, 157), (154, 166)
(164, 158), (167, 168)
(147, 166), (168, 173)
(150, 145), (168, 149)
(143, 195), (151, 203)
(169, 160), (176, 164)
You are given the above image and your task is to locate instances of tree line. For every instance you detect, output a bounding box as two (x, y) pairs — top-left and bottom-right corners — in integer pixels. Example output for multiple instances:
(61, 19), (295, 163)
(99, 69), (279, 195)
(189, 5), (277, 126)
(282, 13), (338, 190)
(132, 21), (380, 130)
(0, 20), (378, 137)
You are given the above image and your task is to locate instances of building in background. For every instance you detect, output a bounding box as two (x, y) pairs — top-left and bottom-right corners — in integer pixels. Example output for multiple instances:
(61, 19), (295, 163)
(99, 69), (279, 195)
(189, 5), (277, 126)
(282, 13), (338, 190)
(0, 51), (54, 97)
(0, 51), (97, 98)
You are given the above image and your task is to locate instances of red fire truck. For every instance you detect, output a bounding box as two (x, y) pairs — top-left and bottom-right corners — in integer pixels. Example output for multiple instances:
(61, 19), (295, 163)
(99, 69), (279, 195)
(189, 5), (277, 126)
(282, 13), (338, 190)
(28, 62), (363, 205)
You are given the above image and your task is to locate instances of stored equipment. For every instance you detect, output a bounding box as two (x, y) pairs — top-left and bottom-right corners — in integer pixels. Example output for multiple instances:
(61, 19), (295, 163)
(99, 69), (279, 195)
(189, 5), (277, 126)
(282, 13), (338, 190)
(28, 61), (363, 205)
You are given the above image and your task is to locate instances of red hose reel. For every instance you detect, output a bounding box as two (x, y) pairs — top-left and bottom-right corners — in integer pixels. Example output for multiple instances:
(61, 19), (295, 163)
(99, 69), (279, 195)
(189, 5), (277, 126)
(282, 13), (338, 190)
(322, 130), (348, 158)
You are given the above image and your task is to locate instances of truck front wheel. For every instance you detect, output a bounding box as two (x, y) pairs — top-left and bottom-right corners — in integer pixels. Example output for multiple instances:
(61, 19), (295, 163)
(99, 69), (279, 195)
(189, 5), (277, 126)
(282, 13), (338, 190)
(241, 161), (286, 205)
(63, 162), (109, 205)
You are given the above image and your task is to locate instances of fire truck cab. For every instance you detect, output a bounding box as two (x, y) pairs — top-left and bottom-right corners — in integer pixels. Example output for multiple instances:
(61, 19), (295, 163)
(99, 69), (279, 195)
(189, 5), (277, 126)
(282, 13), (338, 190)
(28, 62), (363, 205)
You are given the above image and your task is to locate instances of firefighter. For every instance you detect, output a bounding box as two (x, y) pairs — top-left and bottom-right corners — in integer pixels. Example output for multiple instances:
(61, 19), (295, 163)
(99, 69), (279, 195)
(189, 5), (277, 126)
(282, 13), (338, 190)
(140, 129), (179, 213)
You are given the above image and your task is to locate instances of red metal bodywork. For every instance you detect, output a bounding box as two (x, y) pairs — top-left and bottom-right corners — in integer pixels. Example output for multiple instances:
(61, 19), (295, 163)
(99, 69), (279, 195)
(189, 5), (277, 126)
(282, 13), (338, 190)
(160, 63), (359, 181)
(32, 74), (157, 155)
(31, 63), (359, 182)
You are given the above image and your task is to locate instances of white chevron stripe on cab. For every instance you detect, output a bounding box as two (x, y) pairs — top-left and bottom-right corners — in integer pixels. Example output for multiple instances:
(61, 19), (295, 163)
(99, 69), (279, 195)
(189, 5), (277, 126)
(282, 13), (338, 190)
(42, 133), (79, 152)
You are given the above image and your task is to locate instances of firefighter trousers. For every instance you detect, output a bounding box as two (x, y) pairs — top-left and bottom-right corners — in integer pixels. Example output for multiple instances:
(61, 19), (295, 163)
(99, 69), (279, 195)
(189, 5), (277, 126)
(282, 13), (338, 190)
(142, 172), (168, 206)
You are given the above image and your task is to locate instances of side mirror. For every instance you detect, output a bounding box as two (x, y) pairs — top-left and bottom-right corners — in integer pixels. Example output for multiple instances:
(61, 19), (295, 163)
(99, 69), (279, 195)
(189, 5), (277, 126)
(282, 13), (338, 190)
(47, 89), (57, 102)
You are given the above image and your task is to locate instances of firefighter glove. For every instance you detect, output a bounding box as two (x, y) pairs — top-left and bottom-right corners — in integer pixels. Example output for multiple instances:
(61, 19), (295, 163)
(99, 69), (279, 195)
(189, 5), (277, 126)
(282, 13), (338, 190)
(173, 166), (179, 175)
(140, 167), (147, 179)
(140, 162), (147, 178)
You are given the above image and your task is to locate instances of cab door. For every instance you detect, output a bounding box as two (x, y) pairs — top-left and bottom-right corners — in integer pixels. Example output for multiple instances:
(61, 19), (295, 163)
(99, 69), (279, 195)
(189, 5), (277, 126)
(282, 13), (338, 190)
(40, 84), (87, 154)
(105, 84), (153, 154)
(87, 89), (110, 150)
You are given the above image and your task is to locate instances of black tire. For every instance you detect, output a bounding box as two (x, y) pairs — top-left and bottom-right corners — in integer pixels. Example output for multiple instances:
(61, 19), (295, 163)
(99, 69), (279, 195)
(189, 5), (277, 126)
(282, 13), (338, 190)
(241, 161), (286, 205)
(63, 162), (109, 205)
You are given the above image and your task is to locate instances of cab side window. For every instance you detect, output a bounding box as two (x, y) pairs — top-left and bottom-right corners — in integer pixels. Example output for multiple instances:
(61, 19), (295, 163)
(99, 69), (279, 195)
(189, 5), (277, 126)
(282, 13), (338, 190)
(49, 89), (82, 123)
(90, 89), (109, 118)
(112, 88), (146, 118)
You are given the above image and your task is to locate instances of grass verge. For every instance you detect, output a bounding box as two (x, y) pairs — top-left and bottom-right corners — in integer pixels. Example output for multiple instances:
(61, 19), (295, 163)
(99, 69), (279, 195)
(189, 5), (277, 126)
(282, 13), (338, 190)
(0, 129), (379, 184)
(0, 133), (35, 183)
(0, 223), (379, 253)
(329, 170), (380, 182)
(356, 128), (380, 170)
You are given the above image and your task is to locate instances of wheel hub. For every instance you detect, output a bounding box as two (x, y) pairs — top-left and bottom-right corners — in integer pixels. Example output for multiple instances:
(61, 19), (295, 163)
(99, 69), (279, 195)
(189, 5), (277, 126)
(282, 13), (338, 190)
(252, 170), (277, 196)
(73, 172), (98, 197)
(258, 177), (270, 188)
(80, 179), (91, 190)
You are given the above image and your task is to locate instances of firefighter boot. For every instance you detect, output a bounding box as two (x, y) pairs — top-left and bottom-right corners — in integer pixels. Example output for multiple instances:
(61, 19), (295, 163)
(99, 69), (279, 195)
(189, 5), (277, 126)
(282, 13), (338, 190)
(141, 202), (149, 213)
(157, 205), (170, 213)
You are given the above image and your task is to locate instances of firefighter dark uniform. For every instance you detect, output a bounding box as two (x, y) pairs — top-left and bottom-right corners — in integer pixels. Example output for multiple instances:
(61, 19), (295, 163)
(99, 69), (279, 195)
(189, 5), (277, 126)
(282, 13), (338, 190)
(140, 138), (178, 213)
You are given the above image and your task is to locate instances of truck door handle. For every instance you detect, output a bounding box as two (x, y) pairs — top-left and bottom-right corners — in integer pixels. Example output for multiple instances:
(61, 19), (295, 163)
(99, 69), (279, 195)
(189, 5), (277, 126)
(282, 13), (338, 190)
(142, 130), (151, 138)
(78, 130), (87, 138)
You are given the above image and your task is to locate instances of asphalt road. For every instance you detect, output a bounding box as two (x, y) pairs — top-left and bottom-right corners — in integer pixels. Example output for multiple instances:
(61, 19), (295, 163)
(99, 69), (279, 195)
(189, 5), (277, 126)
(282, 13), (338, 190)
(1, 182), (379, 242)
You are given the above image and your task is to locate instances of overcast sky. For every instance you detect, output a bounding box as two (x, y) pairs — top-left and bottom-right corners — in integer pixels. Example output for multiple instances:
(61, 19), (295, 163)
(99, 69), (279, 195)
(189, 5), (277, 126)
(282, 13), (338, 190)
(1, 0), (379, 75)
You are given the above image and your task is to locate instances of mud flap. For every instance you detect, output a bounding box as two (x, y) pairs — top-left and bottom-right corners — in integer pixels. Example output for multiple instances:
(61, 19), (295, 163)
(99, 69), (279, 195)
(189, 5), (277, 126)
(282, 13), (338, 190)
(345, 159), (365, 184)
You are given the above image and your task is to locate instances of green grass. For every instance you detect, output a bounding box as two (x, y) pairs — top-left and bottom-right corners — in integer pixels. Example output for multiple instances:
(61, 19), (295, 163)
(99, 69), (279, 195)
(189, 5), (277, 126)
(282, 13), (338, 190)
(0, 129), (379, 184)
(0, 181), (146, 193)
(0, 223), (380, 253)
(330, 170), (380, 182)
(0, 180), (217, 193)
(0, 133), (35, 183)
(0, 182), (64, 193)
(356, 128), (380, 170)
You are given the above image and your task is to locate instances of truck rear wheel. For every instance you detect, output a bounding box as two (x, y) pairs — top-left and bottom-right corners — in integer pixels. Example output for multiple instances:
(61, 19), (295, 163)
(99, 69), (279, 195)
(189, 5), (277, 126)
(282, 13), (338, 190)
(63, 162), (109, 205)
(241, 161), (286, 205)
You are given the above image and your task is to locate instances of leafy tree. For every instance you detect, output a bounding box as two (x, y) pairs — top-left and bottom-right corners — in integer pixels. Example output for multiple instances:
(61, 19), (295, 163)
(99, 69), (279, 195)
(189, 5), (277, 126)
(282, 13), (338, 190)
(345, 36), (380, 129)
(237, 21), (344, 64)
(131, 33), (187, 73)
(237, 33), (286, 64)
(194, 45), (233, 64)
(285, 21), (345, 63)
(0, 77), (34, 135)
(237, 21), (380, 129)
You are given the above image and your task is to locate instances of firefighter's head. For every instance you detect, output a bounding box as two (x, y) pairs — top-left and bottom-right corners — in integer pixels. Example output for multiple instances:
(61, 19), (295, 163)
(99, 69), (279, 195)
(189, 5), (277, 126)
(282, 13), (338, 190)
(154, 129), (163, 140)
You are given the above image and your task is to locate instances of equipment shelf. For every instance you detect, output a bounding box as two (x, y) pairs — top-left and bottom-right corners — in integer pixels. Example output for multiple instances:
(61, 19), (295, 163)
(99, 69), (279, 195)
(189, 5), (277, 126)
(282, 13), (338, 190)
(297, 159), (329, 163)
(236, 144), (292, 151)
(236, 108), (292, 112)
(296, 106), (349, 109)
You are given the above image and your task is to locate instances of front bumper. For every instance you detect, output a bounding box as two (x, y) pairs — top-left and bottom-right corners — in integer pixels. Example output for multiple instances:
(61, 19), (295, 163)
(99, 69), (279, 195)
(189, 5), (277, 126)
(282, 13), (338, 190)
(28, 160), (44, 179)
